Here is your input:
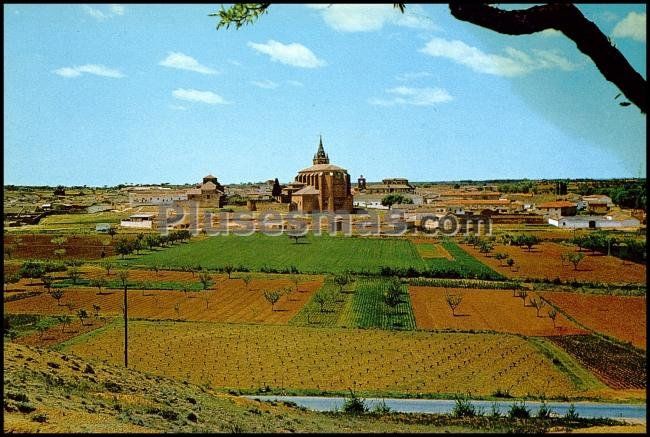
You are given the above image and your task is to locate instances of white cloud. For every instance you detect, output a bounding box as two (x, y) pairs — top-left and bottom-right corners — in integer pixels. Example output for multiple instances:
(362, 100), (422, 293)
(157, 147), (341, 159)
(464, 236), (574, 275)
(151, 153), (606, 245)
(82, 4), (125, 20)
(53, 64), (125, 78)
(228, 59), (242, 67)
(172, 88), (229, 105)
(159, 52), (218, 74)
(312, 4), (436, 32)
(83, 5), (108, 20)
(168, 104), (187, 111)
(395, 71), (432, 81)
(248, 40), (326, 68)
(370, 86), (452, 106)
(250, 79), (279, 89)
(287, 80), (304, 87)
(612, 12), (646, 43)
(420, 37), (577, 77)
(110, 4), (125, 16)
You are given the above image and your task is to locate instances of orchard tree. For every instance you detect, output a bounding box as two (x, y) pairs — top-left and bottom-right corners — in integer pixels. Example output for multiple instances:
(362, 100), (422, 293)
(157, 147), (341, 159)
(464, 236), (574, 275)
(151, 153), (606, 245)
(91, 277), (108, 295)
(506, 258), (515, 271)
(103, 261), (114, 276)
(517, 290), (529, 307)
(263, 290), (281, 311)
(51, 288), (64, 306)
(567, 252), (585, 271)
(548, 308), (558, 328)
(58, 315), (72, 333)
(333, 274), (350, 293)
(198, 272), (213, 290)
(494, 252), (508, 266)
(115, 238), (133, 259)
(223, 264), (235, 279)
(68, 265), (81, 285)
(41, 275), (54, 294)
(444, 291), (463, 316)
(4, 273), (21, 292)
(314, 292), (328, 313)
(530, 297), (547, 317)
(242, 273), (253, 291)
(77, 309), (89, 326)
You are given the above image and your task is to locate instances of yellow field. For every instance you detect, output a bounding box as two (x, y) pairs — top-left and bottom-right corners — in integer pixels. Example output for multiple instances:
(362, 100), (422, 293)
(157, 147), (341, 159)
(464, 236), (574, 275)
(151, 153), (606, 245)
(64, 321), (578, 398)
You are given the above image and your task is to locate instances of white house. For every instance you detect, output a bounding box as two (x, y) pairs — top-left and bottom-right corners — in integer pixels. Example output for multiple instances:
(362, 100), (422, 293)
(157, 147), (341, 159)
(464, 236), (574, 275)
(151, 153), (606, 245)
(120, 213), (156, 229)
(548, 215), (640, 229)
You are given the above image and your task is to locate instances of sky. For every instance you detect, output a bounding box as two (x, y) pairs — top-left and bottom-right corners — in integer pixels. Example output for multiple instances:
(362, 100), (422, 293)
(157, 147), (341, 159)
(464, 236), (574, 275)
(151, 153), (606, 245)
(3, 3), (647, 186)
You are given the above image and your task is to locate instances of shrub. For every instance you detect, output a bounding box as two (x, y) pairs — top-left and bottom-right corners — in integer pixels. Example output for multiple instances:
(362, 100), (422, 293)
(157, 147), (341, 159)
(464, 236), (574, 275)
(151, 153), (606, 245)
(187, 411), (198, 422)
(565, 403), (579, 420)
(452, 396), (477, 418)
(372, 399), (392, 414)
(508, 401), (531, 419)
(342, 390), (367, 414)
(537, 400), (553, 419)
(31, 413), (48, 423)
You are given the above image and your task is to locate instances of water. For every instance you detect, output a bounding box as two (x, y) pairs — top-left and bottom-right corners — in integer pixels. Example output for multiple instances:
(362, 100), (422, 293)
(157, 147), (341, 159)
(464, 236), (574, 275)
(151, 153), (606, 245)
(244, 395), (646, 422)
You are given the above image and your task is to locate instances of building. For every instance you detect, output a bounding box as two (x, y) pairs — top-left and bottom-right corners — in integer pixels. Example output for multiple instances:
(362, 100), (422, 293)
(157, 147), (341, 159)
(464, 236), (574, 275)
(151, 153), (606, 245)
(365, 178), (415, 194)
(120, 213), (156, 229)
(128, 175), (225, 208)
(549, 215), (640, 229)
(536, 201), (577, 217)
(289, 137), (354, 213)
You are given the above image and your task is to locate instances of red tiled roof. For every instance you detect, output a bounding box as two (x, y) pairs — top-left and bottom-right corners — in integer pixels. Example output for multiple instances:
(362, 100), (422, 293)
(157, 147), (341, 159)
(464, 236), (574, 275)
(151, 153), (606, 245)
(538, 201), (576, 208)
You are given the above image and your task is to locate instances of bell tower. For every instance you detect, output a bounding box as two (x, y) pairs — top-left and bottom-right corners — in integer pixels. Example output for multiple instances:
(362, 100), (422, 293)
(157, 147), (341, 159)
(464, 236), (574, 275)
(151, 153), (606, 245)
(313, 135), (330, 165)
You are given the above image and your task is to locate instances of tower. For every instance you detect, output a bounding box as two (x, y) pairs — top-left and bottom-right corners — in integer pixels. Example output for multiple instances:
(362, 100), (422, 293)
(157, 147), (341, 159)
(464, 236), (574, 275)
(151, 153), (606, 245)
(357, 175), (367, 190)
(312, 135), (330, 165)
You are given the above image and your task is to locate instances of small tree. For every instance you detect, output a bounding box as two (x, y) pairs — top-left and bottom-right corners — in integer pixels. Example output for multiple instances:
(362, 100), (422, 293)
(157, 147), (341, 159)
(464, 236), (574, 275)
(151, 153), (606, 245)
(115, 238), (132, 259)
(4, 273), (21, 292)
(314, 292), (328, 313)
(567, 252), (585, 271)
(283, 286), (294, 302)
(333, 274), (350, 293)
(291, 274), (301, 292)
(90, 277), (108, 295)
(53, 248), (66, 260)
(174, 304), (181, 319)
(263, 290), (281, 311)
(41, 275), (53, 294)
(92, 304), (101, 319)
(530, 297), (546, 317)
(36, 322), (48, 341)
(242, 274), (253, 291)
(198, 272), (213, 290)
(494, 252), (508, 266)
(107, 227), (118, 239)
(521, 235), (540, 252)
(548, 308), (558, 328)
(77, 309), (88, 326)
(517, 290), (528, 307)
(506, 258), (515, 271)
(51, 288), (64, 306)
(384, 278), (402, 315)
(444, 291), (463, 316)
(223, 264), (235, 279)
(151, 264), (161, 279)
(58, 315), (72, 333)
(68, 265), (81, 285)
(103, 262), (114, 276)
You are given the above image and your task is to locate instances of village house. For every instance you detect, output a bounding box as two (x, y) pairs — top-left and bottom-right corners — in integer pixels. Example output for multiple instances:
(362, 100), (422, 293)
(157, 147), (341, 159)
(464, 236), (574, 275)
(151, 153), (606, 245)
(536, 200), (577, 218)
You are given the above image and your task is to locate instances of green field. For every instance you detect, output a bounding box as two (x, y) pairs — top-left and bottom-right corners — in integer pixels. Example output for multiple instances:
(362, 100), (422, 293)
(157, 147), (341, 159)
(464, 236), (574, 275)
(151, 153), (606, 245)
(124, 233), (426, 274)
(121, 233), (500, 279)
(290, 278), (416, 330)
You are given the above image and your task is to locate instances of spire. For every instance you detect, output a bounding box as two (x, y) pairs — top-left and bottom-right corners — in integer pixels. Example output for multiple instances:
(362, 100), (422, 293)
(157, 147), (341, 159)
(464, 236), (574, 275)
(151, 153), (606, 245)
(313, 135), (330, 165)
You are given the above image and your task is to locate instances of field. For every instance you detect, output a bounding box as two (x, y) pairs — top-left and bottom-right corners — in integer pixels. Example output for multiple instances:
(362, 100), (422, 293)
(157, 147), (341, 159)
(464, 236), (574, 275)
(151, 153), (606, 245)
(409, 238), (453, 260)
(460, 241), (646, 284)
(4, 275), (323, 325)
(289, 278), (415, 330)
(4, 234), (116, 259)
(122, 233), (427, 274)
(63, 321), (579, 398)
(547, 335), (646, 390)
(408, 287), (586, 336)
(542, 292), (646, 350)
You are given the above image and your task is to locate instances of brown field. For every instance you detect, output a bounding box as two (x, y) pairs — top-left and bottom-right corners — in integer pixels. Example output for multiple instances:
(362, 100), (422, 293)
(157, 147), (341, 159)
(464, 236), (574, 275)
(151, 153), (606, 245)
(64, 321), (579, 398)
(4, 276), (323, 325)
(15, 318), (109, 348)
(409, 287), (587, 336)
(4, 234), (116, 259)
(542, 292), (646, 350)
(460, 242), (646, 284)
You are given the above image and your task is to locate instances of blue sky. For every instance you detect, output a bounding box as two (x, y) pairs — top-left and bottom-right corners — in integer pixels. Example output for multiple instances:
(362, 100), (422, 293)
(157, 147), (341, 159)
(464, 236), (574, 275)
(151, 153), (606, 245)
(4, 3), (647, 186)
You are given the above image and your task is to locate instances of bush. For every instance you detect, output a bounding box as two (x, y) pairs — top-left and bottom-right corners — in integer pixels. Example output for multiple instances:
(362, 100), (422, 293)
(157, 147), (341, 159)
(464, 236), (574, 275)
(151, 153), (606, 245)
(187, 411), (198, 422)
(342, 390), (367, 415)
(537, 400), (553, 419)
(508, 401), (531, 419)
(452, 396), (477, 418)
(372, 399), (391, 414)
(565, 403), (579, 420)
(31, 413), (48, 423)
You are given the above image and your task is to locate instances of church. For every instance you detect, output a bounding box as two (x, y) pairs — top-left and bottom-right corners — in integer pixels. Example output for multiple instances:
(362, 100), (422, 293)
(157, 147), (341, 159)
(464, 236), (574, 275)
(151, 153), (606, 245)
(285, 137), (354, 213)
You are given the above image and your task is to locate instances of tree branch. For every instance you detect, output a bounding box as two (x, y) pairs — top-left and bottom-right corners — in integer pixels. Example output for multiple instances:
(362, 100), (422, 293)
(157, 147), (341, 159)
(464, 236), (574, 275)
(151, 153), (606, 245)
(449, 2), (646, 113)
